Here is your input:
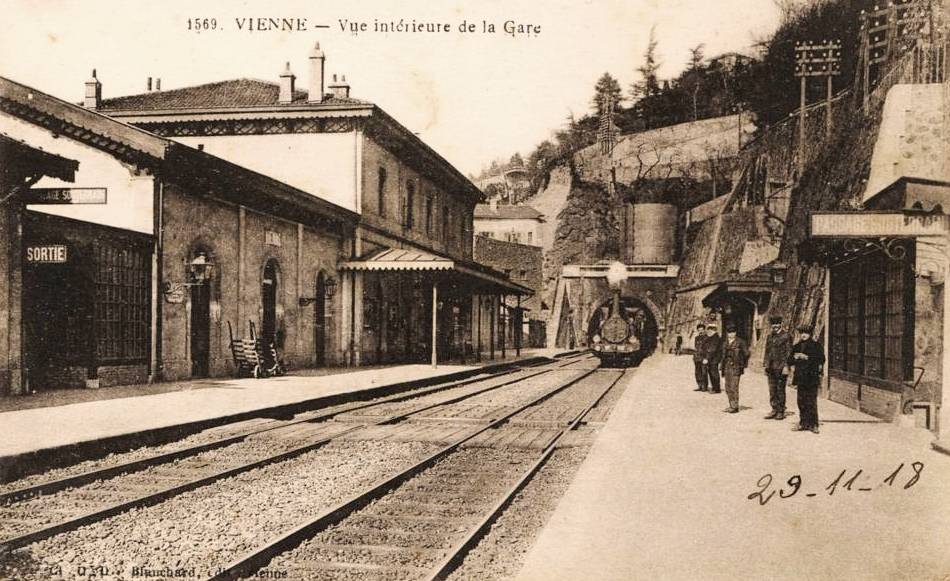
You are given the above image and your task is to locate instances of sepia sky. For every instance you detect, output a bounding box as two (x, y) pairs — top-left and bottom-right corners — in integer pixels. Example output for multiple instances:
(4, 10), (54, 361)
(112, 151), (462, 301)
(1, 0), (783, 176)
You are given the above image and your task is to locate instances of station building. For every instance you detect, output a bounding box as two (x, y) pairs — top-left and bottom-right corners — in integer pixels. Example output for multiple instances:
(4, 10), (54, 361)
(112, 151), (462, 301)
(0, 45), (526, 395)
(0, 75), (358, 394)
(94, 44), (528, 367)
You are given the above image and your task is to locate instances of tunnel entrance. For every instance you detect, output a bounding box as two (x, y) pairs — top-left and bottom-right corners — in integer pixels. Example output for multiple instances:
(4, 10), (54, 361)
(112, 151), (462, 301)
(587, 295), (660, 357)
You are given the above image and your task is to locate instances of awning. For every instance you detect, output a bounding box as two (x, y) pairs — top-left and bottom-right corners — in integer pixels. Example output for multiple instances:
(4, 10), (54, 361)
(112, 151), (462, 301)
(341, 248), (454, 271)
(700, 268), (774, 308)
(341, 246), (533, 295)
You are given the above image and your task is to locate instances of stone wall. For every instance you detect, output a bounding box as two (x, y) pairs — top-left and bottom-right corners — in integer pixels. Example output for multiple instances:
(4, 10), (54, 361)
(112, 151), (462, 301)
(474, 235), (544, 315)
(160, 180), (347, 381)
(573, 114), (753, 186)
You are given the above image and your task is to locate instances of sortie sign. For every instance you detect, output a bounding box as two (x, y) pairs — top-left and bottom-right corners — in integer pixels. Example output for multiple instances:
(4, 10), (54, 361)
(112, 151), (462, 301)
(26, 245), (68, 263)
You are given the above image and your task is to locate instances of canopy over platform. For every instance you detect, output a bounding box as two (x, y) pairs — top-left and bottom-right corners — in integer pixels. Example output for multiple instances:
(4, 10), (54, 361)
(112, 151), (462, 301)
(341, 247), (533, 296)
(0, 133), (79, 185)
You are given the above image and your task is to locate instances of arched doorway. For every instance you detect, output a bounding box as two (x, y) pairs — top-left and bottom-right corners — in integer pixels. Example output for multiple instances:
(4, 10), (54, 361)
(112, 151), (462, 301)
(261, 259), (280, 347)
(314, 271), (327, 367)
(190, 248), (213, 378)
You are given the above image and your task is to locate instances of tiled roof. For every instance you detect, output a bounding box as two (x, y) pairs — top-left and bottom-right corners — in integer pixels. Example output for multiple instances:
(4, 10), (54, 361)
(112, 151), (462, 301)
(99, 78), (372, 111)
(474, 204), (544, 220)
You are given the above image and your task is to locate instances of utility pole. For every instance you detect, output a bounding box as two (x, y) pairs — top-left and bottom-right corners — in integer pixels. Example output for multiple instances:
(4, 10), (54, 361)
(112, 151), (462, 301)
(794, 40), (843, 174)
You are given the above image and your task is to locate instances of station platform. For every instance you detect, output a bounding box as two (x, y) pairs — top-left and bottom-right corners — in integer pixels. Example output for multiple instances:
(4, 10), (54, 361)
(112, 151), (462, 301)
(517, 354), (950, 581)
(0, 349), (561, 478)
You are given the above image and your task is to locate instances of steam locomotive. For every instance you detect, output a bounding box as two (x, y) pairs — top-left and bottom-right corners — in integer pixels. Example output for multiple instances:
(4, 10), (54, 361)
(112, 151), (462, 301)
(589, 290), (650, 367)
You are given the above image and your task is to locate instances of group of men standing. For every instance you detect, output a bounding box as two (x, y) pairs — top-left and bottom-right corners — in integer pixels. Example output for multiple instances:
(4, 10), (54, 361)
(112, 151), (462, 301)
(691, 316), (825, 433)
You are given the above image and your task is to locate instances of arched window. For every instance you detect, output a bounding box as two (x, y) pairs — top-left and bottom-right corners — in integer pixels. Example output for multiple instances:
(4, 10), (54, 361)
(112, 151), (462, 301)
(405, 180), (415, 229)
(189, 245), (215, 378)
(442, 204), (450, 243)
(426, 195), (434, 235)
(377, 167), (387, 217)
(261, 259), (281, 347)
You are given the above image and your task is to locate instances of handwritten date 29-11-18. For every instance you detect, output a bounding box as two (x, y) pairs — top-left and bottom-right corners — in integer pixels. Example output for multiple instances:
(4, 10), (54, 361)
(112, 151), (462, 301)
(748, 462), (924, 506)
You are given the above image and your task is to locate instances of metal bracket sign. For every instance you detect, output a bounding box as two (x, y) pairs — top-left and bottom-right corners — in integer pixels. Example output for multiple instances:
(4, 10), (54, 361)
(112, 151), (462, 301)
(26, 188), (108, 204)
(26, 244), (68, 263)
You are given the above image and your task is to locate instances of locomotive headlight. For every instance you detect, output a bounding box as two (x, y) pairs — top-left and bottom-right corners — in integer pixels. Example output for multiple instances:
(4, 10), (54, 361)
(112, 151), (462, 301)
(593, 335), (602, 344)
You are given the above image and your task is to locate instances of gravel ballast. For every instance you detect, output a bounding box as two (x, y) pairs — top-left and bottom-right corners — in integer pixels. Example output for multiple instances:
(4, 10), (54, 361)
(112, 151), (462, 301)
(2, 440), (440, 581)
(445, 448), (590, 581)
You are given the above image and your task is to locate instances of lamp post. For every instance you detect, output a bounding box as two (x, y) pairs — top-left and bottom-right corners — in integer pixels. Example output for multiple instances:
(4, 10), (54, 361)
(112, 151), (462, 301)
(187, 253), (215, 286)
(299, 277), (337, 307)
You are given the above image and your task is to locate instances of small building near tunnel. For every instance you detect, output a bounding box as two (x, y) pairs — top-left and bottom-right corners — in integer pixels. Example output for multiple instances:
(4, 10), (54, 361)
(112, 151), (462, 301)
(807, 178), (950, 429)
(803, 79), (950, 450)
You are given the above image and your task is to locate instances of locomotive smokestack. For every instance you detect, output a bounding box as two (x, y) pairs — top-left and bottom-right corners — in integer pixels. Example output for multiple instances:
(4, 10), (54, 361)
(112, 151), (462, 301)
(612, 288), (622, 317)
(606, 261), (627, 289)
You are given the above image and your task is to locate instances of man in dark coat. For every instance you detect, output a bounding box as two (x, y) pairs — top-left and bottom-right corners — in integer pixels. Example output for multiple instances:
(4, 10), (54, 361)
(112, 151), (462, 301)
(699, 324), (722, 393)
(763, 316), (793, 420)
(719, 325), (750, 413)
(788, 324), (825, 433)
(692, 324), (707, 392)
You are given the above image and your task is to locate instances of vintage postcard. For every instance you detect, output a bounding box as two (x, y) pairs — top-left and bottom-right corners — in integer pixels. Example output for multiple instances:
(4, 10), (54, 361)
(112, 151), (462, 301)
(1, 0), (949, 579)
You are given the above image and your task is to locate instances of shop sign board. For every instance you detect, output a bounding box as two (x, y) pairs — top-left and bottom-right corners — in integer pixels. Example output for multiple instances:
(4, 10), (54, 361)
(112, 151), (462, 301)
(25, 188), (108, 205)
(811, 212), (950, 238)
(26, 244), (68, 263)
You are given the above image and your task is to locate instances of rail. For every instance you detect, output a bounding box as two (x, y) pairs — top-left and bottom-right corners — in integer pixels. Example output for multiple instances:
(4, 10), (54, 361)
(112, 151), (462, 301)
(0, 356), (589, 552)
(211, 360), (606, 579)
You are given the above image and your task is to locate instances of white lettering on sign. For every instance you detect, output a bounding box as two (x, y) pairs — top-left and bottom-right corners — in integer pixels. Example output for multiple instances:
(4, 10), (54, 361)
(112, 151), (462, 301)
(26, 245), (68, 263)
(811, 212), (950, 238)
(265, 230), (281, 247)
(28, 188), (108, 205)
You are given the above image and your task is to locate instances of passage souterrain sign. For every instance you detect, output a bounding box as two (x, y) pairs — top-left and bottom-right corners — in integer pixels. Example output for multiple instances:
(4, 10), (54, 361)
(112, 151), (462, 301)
(25, 188), (107, 204)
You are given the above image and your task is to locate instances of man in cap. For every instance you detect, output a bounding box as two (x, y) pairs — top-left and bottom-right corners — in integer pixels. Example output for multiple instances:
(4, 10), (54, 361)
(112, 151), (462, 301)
(719, 324), (750, 413)
(698, 323), (722, 393)
(763, 315), (793, 420)
(788, 324), (825, 433)
(692, 323), (707, 392)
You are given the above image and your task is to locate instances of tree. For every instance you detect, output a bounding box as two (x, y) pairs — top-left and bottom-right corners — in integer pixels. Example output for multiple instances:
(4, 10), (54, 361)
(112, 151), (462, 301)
(631, 26), (662, 101)
(509, 152), (525, 169)
(683, 43), (707, 120)
(687, 43), (706, 71)
(591, 72), (623, 117)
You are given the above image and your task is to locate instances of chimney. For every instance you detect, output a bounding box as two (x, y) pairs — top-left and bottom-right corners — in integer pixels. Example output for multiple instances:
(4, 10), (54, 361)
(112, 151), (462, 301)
(328, 74), (351, 99)
(308, 42), (325, 103)
(147, 77), (152, 91)
(84, 69), (101, 109)
(278, 62), (295, 104)
(156, 78), (161, 91)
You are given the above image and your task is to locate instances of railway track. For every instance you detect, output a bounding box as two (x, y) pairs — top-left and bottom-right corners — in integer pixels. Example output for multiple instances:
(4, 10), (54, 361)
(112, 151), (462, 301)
(214, 365), (626, 581)
(0, 355), (593, 557)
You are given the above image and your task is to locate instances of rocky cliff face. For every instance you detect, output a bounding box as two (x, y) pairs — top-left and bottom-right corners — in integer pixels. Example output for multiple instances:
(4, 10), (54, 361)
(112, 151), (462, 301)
(529, 164), (572, 257)
(539, 176), (622, 308)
